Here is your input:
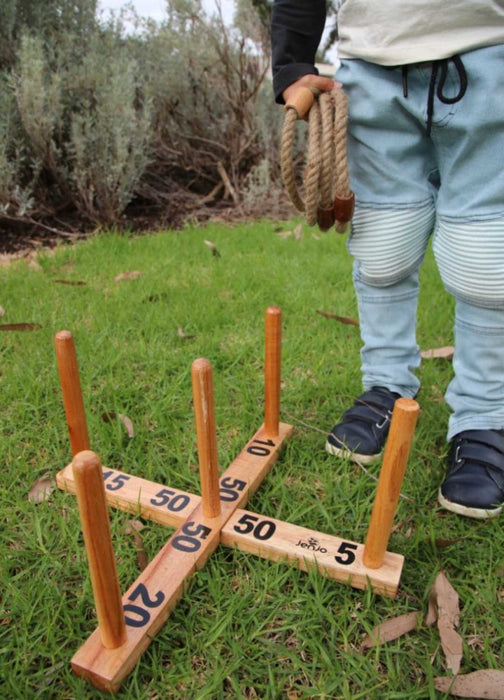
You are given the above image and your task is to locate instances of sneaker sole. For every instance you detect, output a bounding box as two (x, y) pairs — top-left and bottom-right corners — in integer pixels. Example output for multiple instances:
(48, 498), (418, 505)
(438, 488), (502, 520)
(325, 440), (381, 465)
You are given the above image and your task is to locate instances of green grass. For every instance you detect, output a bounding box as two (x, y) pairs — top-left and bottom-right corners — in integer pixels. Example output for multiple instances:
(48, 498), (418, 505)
(1, 221), (502, 699)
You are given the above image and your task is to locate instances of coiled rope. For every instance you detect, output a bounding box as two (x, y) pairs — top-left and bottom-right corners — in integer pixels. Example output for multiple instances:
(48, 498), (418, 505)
(281, 86), (354, 233)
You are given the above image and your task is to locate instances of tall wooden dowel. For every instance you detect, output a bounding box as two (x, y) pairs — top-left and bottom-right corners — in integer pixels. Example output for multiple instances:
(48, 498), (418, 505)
(264, 306), (282, 438)
(363, 398), (419, 569)
(55, 331), (90, 456)
(191, 359), (221, 518)
(72, 450), (127, 649)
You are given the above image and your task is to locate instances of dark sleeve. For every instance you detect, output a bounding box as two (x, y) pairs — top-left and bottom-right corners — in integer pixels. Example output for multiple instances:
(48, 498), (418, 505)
(271, 0), (327, 103)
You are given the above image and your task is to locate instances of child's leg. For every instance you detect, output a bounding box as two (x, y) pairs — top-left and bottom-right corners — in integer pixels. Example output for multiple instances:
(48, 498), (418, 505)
(438, 299), (504, 518)
(327, 60), (436, 460)
(427, 45), (504, 516)
(325, 208), (432, 462)
(353, 268), (421, 399)
(446, 300), (504, 438)
(350, 203), (435, 398)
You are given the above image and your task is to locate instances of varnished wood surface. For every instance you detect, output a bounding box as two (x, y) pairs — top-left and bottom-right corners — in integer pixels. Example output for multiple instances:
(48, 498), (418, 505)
(191, 358), (221, 518)
(363, 398), (419, 569)
(73, 450), (126, 649)
(264, 307), (282, 438)
(55, 331), (90, 455)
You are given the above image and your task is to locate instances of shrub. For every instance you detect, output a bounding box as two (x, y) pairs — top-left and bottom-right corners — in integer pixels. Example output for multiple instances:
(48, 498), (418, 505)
(12, 29), (151, 225)
(0, 0), (98, 71)
(69, 35), (151, 224)
(1, 0), (302, 233)
(131, 0), (285, 215)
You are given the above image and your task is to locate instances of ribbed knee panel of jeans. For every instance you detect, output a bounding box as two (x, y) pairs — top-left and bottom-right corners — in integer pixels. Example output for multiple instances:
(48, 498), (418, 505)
(348, 204), (434, 287)
(434, 217), (504, 309)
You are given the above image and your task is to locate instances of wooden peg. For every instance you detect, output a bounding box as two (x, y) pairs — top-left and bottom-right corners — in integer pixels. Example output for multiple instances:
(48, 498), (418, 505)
(191, 359), (221, 518)
(363, 398), (419, 569)
(264, 307), (282, 438)
(55, 331), (90, 456)
(72, 450), (126, 649)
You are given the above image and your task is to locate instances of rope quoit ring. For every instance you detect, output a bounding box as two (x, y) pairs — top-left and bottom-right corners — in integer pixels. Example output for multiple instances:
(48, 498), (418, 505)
(281, 86), (355, 233)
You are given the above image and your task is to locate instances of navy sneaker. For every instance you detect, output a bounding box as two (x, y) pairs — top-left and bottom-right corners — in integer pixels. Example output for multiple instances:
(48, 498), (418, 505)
(325, 386), (401, 464)
(438, 429), (504, 519)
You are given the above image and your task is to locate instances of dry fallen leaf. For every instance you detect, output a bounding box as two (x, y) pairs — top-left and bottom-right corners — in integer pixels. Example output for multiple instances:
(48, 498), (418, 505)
(293, 223), (303, 240)
(433, 520), (489, 549)
(114, 270), (141, 283)
(363, 611), (420, 648)
(287, 692), (301, 700)
(177, 327), (196, 340)
(28, 477), (55, 504)
(316, 310), (360, 326)
(28, 258), (42, 271)
(434, 670), (504, 699)
(118, 414), (134, 438)
(276, 230), (293, 239)
(124, 519), (145, 534)
(53, 279), (87, 286)
(426, 571), (463, 675)
(465, 634), (484, 650)
(0, 322), (42, 331)
(435, 537), (462, 548)
(41, 661), (65, 687)
(420, 346), (455, 360)
(430, 383), (446, 403)
(312, 232), (321, 240)
(125, 520), (148, 572)
(101, 412), (134, 438)
(0, 306), (4, 317)
(391, 515), (415, 534)
(132, 534), (147, 571)
(204, 240), (221, 257)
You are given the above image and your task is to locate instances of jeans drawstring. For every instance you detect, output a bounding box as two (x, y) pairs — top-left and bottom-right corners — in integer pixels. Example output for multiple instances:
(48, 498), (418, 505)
(401, 55), (468, 136)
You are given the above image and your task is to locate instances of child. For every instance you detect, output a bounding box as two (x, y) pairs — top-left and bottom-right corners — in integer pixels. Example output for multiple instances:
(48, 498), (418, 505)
(271, 0), (504, 519)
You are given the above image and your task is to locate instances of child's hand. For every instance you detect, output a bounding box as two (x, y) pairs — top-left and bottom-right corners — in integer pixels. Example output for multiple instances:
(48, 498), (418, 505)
(282, 74), (341, 106)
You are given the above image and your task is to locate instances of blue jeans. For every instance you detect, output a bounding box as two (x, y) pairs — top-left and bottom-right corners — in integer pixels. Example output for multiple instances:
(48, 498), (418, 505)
(336, 45), (504, 440)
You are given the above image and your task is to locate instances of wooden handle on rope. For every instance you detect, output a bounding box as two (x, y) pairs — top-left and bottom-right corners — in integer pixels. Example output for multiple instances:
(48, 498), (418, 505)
(284, 86), (317, 120)
(333, 192), (355, 225)
(317, 206), (336, 232)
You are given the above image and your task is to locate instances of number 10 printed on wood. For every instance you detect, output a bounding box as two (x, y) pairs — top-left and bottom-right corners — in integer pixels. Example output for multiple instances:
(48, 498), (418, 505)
(55, 308), (419, 692)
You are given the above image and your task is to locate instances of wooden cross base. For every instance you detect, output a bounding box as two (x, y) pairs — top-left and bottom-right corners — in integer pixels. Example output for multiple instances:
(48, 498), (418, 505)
(57, 422), (404, 692)
(54, 309), (417, 693)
